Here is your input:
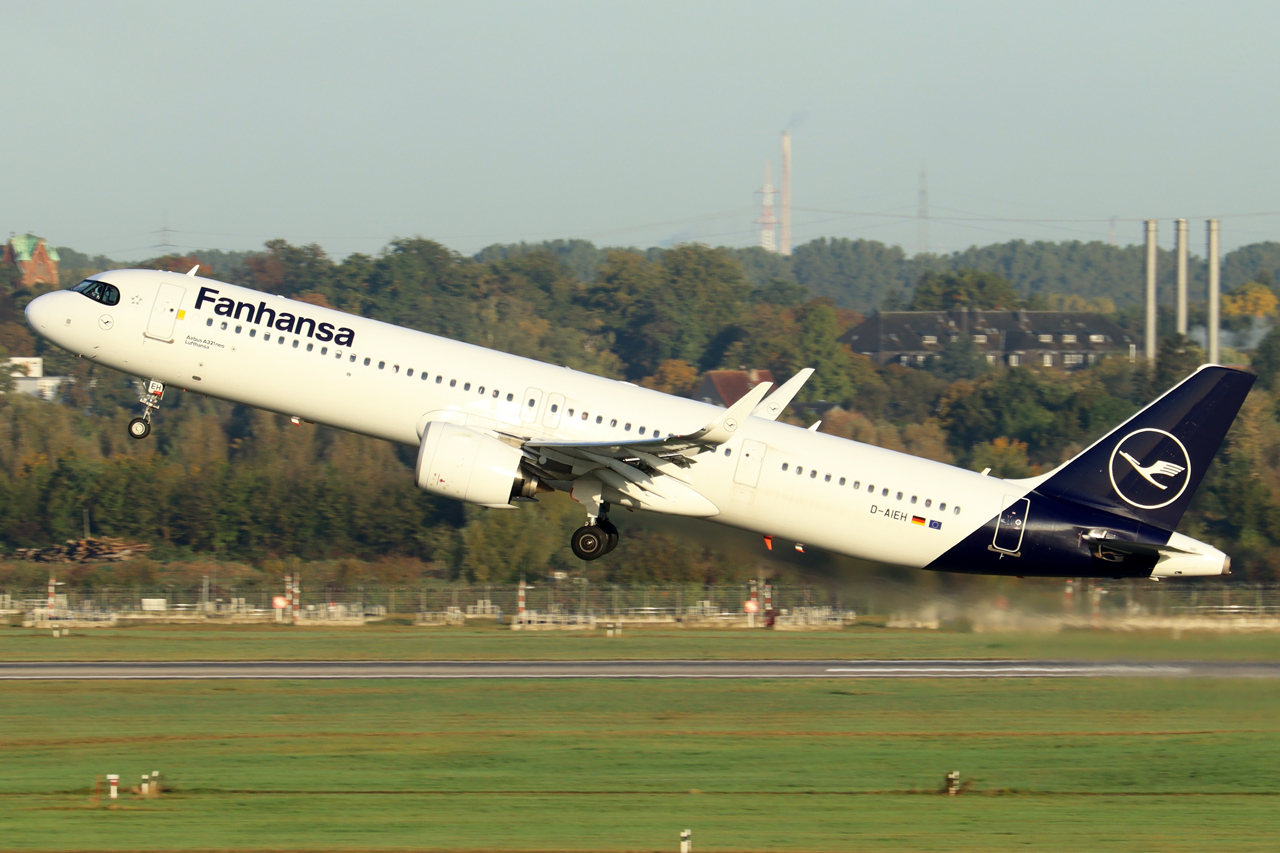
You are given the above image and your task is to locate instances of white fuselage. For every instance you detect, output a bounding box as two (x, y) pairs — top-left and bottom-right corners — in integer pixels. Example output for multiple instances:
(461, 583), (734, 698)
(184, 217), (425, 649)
(25, 270), (1066, 569)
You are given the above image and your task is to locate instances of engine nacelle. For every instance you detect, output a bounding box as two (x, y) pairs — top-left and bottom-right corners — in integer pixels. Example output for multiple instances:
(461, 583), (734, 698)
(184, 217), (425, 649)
(415, 422), (529, 508)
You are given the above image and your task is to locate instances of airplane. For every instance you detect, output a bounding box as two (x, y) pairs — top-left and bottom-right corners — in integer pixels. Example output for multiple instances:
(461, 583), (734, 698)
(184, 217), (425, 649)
(24, 268), (1254, 579)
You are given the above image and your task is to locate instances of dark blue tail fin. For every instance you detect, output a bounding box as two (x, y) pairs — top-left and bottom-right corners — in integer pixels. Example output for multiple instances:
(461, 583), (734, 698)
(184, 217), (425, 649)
(1036, 365), (1255, 530)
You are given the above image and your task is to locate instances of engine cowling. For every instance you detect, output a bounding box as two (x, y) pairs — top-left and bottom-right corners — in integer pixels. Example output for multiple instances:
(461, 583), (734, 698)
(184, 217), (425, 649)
(415, 422), (531, 508)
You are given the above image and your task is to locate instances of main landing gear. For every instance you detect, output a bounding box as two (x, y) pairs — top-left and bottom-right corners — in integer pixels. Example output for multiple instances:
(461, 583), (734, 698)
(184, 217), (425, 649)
(571, 506), (619, 561)
(128, 380), (165, 441)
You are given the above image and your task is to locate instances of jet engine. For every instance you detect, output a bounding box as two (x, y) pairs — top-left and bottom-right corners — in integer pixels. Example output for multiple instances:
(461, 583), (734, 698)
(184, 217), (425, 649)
(415, 422), (540, 508)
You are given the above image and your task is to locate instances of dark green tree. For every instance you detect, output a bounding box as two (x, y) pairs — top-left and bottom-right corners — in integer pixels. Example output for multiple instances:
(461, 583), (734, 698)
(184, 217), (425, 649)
(910, 270), (1022, 311)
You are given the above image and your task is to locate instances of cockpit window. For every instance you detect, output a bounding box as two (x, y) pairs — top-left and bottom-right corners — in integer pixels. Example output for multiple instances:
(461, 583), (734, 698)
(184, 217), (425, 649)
(74, 279), (120, 306)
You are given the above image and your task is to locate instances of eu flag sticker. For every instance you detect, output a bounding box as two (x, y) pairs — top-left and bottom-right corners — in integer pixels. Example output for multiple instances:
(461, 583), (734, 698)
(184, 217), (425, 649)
(928, 520), (942, 530)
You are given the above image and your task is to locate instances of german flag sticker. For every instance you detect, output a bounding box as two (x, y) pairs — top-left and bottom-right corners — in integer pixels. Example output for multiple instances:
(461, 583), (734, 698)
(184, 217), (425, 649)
(911, 516), (926, 526)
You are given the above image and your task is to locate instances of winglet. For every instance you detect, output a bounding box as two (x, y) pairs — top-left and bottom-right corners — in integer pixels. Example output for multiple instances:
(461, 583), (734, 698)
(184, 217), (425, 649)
(185, 265), (200, 277)
(686, 381), (773, 445)
(753, 367), (813, 421)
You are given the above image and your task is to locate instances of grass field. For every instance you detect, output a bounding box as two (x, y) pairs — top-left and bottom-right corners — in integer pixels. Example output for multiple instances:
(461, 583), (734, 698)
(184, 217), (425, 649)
(8, 621), (1280, 662)
(4, 676), (1280, 851)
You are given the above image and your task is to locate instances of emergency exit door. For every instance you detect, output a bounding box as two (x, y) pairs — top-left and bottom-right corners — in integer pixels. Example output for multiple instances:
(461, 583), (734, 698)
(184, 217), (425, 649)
(145, 282), (187, 342)
(733, 440), (768, 488)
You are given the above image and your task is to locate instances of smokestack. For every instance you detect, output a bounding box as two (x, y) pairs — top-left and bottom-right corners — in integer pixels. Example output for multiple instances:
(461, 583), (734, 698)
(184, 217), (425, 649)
(780, 131), (792, 256)
(1175, 219), (1188, 336)
(1207, 219), (1220, 364)
(1144, 220), (1158, 365)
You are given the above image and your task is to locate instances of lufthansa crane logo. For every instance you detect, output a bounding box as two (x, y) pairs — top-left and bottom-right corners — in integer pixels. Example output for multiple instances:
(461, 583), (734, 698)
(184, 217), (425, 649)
(1108, 428), (1191, 510)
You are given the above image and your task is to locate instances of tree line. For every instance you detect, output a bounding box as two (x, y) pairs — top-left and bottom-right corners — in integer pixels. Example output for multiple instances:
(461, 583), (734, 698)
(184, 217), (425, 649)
(0, 234), (1277, 586)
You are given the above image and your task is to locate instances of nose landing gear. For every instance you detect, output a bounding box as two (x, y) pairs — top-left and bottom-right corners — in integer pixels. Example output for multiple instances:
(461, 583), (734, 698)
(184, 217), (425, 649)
(127, 380), (165, 441)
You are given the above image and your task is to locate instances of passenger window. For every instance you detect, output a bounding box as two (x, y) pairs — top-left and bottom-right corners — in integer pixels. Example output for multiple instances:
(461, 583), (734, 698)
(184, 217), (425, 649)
(881, 488), (889, 496)
(235, 326), (242, 334)
(595, 415), (602, 424)
(796, 467), (803, 475)
(724, 448), (731, 456)
(568, 409), (575, 417)
(581, 411), (588, 420)
(290, 340), (297, 348)
(954, 506), (961, 515)
(306, 343), (313, 351)
(810, 470), (818, 479)
(349, 354), (356, 362)
(925, 499), (931, 508)
(478, 386), (484, 394)
(493, 390), (499, 398)
(940, 503), (947, 511)
(507, 393), (514, 401)
(464, 382), (470, 390)
(450, 379), (456, 387)
(910, 495), (917, 504)
(322, 347), (328, 355)
(624, 423), (631, 431)
(421, 372), (429, 380)
(781, 463), (789, 471)
(867, 484), (874, 492)
(839, 477), (846, 486)
(852, 480), (860, 489)
(610, 419), (617, 427)
(249, 328), (256, 337)
(364, 358), (371, 366)
(551, 404), (558, 413)
(379, 361), (386, 369)
(527, 398), (536, 406)
(278, 337), (285, 345)
(206, 318), (213, 327)
(220, 321), (228, 330)
(824, 474), (831, 482)
(638, 426), (646, 435)
(265, 334), (272, 342)
(393, 365), (400, 373)
(896, 492), (903, 500)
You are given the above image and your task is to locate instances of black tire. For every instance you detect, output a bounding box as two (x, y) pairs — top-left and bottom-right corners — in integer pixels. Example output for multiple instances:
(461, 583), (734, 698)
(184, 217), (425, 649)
(571, 525), (608, 561)
(128, 417), (151, 440)
(597, 518), (619, 554)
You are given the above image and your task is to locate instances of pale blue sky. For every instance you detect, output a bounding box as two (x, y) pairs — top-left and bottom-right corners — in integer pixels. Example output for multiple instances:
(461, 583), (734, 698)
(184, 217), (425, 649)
(5, 0), (1278, 259)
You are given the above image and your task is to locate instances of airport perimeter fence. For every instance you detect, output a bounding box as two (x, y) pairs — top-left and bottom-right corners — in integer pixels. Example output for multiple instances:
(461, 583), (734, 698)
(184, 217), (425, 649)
(0, 582), (849, 621)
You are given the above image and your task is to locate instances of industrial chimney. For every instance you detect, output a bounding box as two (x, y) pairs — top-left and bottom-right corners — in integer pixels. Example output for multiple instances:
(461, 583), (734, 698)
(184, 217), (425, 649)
(780, 131), (792, 256)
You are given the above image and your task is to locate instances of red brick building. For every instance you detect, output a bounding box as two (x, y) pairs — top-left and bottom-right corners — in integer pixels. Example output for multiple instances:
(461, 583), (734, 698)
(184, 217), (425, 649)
(2, 234), (60, 289)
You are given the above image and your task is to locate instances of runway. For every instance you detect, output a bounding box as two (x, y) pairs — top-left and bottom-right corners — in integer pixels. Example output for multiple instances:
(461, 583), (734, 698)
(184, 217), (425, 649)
(2, 659), (1279, 679)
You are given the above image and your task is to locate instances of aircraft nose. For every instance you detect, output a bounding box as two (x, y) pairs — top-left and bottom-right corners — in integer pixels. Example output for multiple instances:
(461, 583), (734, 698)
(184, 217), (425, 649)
(24, 292), (58, 333)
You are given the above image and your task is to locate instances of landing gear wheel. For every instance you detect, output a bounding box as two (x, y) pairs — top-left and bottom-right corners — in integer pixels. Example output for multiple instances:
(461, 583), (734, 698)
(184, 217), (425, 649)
(128, 417), (151, 440)
(571, 525), (609, 561)
(597, 518), (619, 554)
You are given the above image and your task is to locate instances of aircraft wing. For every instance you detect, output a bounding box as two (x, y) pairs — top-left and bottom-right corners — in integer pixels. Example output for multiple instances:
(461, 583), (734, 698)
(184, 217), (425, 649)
(518, 381), (773, 516)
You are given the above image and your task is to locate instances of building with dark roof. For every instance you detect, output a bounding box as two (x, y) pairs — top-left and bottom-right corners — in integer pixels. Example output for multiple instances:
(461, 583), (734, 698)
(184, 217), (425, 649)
(694, 369), (776, 407)
(839, 308), (1139, 369)
(2, 234), (60, 289)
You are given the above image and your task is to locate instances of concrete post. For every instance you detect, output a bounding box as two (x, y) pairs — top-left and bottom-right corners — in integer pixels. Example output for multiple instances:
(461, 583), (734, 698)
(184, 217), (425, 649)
(293, 576), (301, 626)
(107, 774), (118, 799)
(1144, 220), (1158, 365)
(1207, 219), (1221, 364)
(141, 773), (149, 796)
(1175, 218), (1188, 336)
(680, 829), (693, 853)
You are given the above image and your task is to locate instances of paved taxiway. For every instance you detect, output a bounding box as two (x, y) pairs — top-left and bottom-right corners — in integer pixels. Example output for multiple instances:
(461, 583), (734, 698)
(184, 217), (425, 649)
(2, 660), (1278, 679)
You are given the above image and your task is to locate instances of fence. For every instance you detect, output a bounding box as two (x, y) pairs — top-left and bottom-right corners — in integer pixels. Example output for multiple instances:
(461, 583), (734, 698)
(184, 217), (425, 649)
(1, 582), (844, 620)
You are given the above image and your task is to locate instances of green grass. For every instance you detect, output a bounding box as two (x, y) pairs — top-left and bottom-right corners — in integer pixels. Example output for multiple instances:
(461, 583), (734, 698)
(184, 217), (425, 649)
(7, 621), (1280, 662)
(3, 678), (1280, 851)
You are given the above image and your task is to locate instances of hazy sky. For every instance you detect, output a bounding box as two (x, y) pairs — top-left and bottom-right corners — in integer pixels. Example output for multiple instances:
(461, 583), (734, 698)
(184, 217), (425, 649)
(5, 0), (1279, 261)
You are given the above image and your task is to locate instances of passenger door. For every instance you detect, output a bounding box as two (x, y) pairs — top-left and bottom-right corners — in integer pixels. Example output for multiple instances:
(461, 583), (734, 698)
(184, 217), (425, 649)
(733, 439), (768, 488)
(991, 496), (1029, 554)
(145, 282), (187, 342)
